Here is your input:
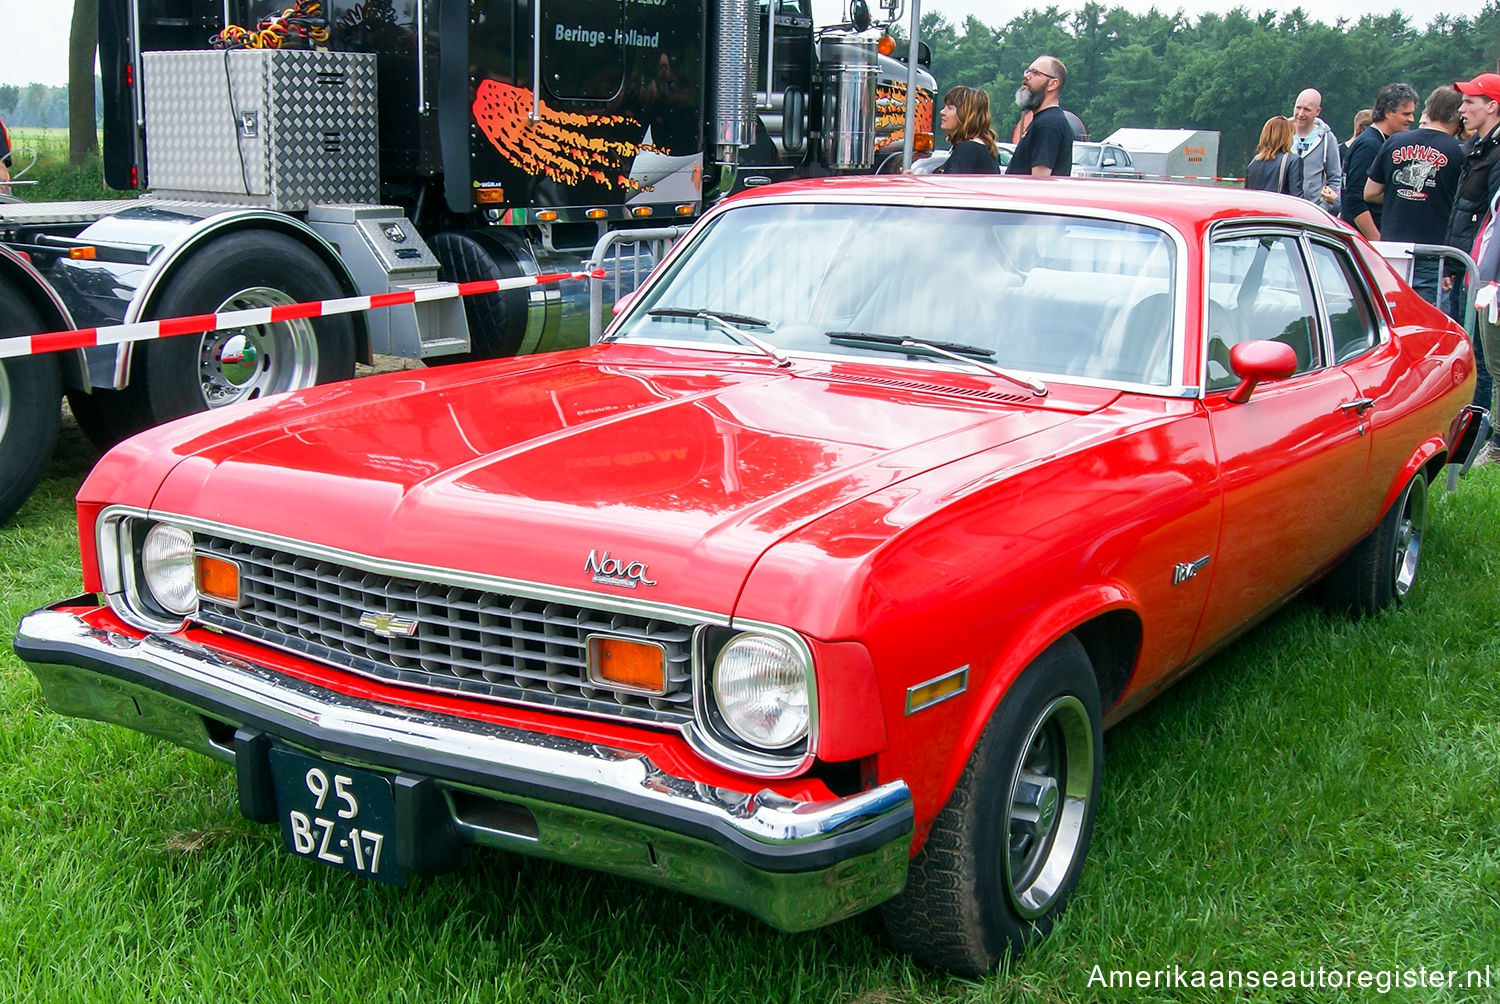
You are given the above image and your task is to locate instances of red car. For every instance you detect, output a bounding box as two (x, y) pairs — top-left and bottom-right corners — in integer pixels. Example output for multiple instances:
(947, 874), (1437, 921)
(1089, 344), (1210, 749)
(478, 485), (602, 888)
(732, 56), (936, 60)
(15, 177), (1487, 974)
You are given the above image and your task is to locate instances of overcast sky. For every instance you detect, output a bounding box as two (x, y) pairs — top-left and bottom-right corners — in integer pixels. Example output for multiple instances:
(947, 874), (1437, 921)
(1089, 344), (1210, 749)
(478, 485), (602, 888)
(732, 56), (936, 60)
(1, 0), (1492, 88)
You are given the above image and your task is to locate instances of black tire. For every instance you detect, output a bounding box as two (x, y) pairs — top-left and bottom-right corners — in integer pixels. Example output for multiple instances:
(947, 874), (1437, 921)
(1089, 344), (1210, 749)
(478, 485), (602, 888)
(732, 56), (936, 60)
(1319, 470), (1429, 615)
(0, 288), (62, 525)
(76, 231), (357, 446)
(428, 230), (532, 362)
(883, 636), (1103, 975)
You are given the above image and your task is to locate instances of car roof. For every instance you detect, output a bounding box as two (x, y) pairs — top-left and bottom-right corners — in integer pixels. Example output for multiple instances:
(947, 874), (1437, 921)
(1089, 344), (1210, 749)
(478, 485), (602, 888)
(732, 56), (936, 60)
(722, 175), (1338, 234)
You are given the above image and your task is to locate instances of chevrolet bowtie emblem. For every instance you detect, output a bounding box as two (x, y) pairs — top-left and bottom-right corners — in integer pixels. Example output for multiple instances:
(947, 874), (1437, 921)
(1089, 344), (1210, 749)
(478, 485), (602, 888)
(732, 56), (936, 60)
(359, 611), (420, 638)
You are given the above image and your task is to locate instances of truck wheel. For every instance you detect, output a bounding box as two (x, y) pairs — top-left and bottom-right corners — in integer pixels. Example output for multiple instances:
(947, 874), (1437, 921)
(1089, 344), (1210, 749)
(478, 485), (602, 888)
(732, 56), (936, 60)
(882, 636), (1102, 975)
(429, 230), (532, 361)
(0, 289), (62, 525)
(76, 231), (357, 445)
(1319, 469), (1428, 615)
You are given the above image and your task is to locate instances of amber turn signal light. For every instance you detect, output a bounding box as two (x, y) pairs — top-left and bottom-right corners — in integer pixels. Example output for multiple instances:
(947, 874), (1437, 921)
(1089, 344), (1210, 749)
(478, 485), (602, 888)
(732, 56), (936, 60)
(194, 554), (241, 606)
(914, 132), (934, 152)
(631, 206), (653, 218)
(588, 636), (667, 695)
(878, 35), (896, 56)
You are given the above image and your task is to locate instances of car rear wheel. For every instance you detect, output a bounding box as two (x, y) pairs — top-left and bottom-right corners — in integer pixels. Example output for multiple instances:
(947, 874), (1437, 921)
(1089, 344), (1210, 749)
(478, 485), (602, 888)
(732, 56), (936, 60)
(1320, 470), (1428, 615)
(882, 636), (1102, 975)
(0, 287), (62, 524)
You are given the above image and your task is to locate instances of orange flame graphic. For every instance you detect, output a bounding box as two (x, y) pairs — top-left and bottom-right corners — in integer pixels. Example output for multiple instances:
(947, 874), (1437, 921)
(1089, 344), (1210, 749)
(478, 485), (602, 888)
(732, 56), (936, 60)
(473, 79), (657, 190)
(875, 82), (934, 151)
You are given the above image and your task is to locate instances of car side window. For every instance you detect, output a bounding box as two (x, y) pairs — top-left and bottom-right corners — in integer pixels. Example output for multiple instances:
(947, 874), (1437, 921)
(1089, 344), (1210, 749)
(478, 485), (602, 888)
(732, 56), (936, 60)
(1206, 234), (1321, 391)
(1309, 243), (1381, 363)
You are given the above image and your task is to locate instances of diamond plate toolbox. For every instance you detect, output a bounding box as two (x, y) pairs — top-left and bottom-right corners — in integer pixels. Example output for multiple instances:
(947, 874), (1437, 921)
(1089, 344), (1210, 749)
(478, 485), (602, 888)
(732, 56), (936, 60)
(142, 49), (378, 211)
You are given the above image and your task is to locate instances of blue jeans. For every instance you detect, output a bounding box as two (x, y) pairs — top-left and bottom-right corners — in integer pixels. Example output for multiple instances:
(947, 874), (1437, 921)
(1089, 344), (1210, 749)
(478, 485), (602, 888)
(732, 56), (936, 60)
(1446, 280), (1494, 412)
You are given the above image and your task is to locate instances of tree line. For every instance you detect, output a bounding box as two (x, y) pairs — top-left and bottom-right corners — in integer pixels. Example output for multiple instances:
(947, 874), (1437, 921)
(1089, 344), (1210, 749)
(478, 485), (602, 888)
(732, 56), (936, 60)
(914, 2), (1500, 173)
(0, 84), (98, 132)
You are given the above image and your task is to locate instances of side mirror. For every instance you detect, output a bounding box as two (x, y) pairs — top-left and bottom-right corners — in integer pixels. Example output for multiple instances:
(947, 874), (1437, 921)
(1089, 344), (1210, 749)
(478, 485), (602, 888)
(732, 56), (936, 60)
(1225, 340), (1297, 403)
(849, 0), (872, 31)
(782, 88), (806, 154)
(611, 291), (636, 317)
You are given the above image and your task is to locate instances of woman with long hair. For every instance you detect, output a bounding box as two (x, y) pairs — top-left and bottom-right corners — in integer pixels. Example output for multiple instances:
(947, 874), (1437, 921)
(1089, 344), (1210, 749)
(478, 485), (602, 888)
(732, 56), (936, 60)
(1244, 115), (1303, 195)
(936, 85), (1001, 174)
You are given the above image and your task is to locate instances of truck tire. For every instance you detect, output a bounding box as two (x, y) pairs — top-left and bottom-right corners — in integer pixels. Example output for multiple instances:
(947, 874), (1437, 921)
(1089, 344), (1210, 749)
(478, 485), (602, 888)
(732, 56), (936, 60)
(71, 231), (357, 446)
(429, 230), (532, 362)
(0, 288), (62, 525)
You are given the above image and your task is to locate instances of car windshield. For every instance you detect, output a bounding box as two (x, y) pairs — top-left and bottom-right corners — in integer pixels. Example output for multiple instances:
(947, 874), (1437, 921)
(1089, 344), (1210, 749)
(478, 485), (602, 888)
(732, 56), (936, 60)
(1075, 145), (1102, 166)
(612, 202), (1178, 386)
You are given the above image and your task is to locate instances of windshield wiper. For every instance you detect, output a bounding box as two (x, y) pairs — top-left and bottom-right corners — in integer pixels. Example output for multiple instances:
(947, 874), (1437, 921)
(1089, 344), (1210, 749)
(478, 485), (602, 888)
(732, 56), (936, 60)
(647, 307), (790, 367)
(824, 331), (1047, 396)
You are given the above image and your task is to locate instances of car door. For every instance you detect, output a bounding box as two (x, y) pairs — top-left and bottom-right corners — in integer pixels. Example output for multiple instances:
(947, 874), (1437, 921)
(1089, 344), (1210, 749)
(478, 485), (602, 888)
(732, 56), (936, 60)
(1190, 229), (1373, 655)
(1305, 236), (1405, 532)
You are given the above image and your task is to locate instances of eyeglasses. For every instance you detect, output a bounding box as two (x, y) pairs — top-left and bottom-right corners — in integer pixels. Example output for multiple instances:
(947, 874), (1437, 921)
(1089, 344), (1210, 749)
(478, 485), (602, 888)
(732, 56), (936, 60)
(1024, 67), (1056, 80)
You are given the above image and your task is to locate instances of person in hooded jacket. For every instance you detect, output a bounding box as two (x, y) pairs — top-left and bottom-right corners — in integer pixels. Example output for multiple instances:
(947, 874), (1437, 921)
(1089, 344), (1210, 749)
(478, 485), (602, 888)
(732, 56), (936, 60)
(1289, 88), (1341, 210)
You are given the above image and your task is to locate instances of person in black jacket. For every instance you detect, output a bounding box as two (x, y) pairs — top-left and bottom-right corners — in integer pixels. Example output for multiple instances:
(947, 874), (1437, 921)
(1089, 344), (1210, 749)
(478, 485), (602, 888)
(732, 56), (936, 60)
(1446, 72), (1500, 412)
(1341, 82), (1418, 239)
(935, 86), (1000, 175)
(1244, 116), (1303, 195)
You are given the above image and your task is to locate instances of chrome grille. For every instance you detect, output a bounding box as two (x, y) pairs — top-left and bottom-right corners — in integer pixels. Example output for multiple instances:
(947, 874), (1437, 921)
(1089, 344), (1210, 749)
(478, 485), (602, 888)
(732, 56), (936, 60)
(192, 534), (696, 726)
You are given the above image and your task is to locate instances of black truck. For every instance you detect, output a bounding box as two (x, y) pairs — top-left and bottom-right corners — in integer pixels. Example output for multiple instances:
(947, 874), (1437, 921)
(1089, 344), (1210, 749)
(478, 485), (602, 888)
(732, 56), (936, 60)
(0, 0), (934, 523)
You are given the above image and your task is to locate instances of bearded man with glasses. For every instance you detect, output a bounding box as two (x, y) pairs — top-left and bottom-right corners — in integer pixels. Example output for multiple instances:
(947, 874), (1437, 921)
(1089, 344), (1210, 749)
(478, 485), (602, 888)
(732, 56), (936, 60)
(1007, 57), (1073, 178)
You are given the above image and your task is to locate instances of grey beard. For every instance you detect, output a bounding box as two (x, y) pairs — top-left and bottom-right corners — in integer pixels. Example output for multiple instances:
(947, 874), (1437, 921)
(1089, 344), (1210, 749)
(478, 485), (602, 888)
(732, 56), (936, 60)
(1016, 85), (1042, 111)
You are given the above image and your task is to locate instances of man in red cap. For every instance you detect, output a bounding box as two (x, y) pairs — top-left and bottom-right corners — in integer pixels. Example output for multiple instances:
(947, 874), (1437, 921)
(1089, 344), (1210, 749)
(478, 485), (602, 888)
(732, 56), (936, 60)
(1446, 72), (1500, 416)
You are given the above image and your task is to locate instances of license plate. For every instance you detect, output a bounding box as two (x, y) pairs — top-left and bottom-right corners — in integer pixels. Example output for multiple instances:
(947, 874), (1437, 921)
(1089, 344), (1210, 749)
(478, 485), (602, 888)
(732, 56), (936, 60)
(268, 747), (405, 887)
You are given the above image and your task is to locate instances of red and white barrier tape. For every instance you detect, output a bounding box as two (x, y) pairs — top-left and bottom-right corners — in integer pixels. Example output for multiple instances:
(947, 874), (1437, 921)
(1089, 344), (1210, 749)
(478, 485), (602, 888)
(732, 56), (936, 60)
(0, 268), (605, 360)
(1141, 173), (1246, 183)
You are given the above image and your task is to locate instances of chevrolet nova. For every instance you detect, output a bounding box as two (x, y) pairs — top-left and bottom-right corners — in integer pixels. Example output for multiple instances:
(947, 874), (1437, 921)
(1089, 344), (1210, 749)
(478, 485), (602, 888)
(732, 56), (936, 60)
(15, 177), (1487, 974)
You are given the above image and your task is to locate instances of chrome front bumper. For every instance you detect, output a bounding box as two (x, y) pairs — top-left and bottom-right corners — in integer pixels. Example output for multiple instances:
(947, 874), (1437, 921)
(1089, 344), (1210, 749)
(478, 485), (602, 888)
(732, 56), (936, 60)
(15, 606), (913, 932)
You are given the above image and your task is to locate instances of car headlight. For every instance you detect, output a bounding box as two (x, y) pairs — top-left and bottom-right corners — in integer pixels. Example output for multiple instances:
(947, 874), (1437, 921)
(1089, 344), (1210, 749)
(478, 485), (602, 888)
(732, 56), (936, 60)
(712, 633), (811, 749)
(140, 523), (197, 616)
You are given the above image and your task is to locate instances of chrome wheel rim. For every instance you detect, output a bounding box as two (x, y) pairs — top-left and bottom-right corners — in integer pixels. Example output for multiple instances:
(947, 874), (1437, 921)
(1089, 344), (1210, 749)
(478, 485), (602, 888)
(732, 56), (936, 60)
(1393, 475), (1427, 597)
(0, 359), (11, 441)
(1004, 694), (1095, 919)
(196, 287), (318, 408)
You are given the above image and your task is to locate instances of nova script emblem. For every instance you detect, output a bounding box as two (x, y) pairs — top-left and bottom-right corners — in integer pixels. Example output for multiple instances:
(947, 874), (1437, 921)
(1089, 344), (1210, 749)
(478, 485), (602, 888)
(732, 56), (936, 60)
(585, 549), (657, 589)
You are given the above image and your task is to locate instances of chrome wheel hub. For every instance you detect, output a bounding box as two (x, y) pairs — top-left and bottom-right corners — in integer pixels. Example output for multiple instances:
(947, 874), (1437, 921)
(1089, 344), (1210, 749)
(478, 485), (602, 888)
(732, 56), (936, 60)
(196, 287), (318, 408)
(0, 360), (11, 440)
(1004, 694), (1095, 919)
(1393, 475), (1427, 597)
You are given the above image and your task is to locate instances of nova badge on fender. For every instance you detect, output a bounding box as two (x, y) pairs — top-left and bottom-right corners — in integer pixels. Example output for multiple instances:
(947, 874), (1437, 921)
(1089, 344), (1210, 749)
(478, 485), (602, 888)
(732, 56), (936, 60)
(585, 549), (657, 589)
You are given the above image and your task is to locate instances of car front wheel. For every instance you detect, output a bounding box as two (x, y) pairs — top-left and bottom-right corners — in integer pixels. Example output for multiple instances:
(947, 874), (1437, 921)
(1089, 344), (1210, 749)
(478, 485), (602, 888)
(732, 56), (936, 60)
(883, 636), (1103, 975)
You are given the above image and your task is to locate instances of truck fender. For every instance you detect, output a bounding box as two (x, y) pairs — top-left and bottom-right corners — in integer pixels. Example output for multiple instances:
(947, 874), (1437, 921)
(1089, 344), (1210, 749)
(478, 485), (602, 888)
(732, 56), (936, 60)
(71, 207), (369, 388)
(0, 244), (86, 389)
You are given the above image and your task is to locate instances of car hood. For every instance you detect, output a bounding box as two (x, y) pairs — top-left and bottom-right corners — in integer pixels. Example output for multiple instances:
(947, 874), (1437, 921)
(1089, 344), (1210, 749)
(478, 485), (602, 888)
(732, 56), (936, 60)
(143, 347), (1113, 612)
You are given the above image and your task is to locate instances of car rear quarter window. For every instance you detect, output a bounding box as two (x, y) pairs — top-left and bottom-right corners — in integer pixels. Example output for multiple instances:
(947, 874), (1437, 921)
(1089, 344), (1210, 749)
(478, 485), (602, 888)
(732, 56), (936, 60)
(1308, 242), (1381, 363)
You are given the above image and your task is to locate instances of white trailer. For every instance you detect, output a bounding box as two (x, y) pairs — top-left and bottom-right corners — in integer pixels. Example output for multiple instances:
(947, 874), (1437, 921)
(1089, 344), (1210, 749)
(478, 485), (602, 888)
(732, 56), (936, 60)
(1103, 128), (1223, 182)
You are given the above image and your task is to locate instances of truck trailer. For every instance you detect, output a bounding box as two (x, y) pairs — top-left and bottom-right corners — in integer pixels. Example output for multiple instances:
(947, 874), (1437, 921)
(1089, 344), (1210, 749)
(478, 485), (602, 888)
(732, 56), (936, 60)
(0, 0), (935, 524)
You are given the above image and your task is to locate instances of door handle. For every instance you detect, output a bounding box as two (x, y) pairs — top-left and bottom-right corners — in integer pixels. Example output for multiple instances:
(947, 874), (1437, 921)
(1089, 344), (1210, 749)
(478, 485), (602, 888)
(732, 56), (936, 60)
(1338, 398), (1375, 415)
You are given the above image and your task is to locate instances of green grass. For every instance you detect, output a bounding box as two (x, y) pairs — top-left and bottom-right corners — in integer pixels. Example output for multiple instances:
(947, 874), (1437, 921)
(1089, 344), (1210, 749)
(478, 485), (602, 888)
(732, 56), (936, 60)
(4, 421), (1500, 1002)
(7, 127), (123, 202)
